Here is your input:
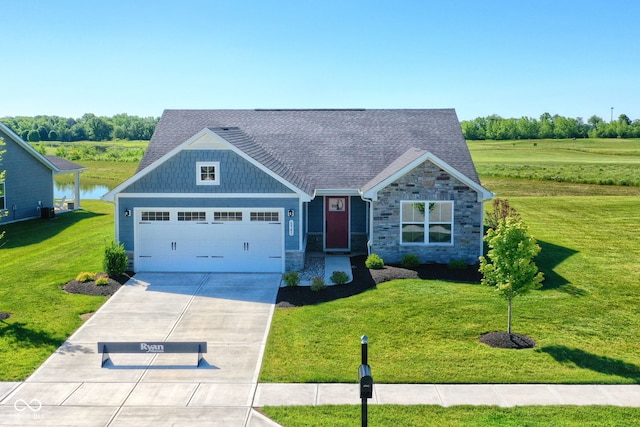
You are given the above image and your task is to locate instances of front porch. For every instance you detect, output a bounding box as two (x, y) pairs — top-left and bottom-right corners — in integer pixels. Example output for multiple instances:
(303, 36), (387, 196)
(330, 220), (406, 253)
(46, 155), (86, 211)
(288, 252), (354, 286)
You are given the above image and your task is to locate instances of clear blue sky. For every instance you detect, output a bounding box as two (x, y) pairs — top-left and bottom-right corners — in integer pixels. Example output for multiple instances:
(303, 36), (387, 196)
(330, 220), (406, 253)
(2, 0), (638, 121)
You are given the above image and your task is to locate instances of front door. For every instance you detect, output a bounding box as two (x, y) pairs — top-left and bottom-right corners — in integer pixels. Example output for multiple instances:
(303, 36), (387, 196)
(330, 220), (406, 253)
(325, 196), (350, 251)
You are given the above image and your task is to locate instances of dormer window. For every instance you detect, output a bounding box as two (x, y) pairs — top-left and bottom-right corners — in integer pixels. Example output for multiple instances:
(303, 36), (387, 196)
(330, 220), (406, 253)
(196, 162), (220, 185)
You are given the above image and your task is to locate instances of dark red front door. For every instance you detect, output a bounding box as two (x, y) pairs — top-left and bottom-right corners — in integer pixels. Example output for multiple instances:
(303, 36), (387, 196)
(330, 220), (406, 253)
(325, 196), (349, 250)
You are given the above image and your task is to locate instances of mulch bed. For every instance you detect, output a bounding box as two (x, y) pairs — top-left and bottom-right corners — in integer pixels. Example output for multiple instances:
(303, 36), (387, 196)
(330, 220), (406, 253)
(479, 331), (536, 349)
(276, 255), (481, 307)
(63, 272), (134, 296)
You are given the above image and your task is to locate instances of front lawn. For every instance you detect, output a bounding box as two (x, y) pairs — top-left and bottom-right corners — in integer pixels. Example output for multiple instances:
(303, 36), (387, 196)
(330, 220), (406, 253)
(261, 405), (640, 427)
(0, 201), (115, 381)
(260, 196), (640, 384)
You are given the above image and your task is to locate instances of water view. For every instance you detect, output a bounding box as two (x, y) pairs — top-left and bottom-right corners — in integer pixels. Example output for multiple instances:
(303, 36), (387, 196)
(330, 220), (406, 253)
(54, 181), (112, 200)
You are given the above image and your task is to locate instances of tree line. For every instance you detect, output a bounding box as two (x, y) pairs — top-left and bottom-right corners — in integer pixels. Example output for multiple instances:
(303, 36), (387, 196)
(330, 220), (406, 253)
(461, 113), (640, 140)
(0, 113), (158, 142)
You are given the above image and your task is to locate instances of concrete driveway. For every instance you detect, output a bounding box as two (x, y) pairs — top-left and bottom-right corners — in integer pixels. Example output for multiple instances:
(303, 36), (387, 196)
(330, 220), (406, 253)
(0, 273), (282, 426)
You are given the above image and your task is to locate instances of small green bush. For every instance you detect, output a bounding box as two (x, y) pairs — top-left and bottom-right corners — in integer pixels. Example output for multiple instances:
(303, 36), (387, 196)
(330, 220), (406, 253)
(330, 270), (349, 285)
(282, 271), (300, 287)
(103, 240), (128, 277)
(310, 276), (326, 292)
(95, 274), (110, 286)
(401, 254), (420, 269)
(365, 254), (384, 269)
(76, 272), (96, 283)
(447, 259), (468, 270)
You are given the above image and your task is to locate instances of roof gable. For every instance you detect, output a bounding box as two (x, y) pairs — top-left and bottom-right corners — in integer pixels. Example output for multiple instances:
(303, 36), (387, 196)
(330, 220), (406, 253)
(104, 127), (312, 200)
(362, 148), (494, 202)
(0, 122), (58, 172)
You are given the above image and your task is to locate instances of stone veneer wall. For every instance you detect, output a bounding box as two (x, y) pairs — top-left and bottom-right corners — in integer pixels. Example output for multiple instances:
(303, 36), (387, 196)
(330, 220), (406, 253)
(370, 161), (483, 265)
(286, 250), (305, 271)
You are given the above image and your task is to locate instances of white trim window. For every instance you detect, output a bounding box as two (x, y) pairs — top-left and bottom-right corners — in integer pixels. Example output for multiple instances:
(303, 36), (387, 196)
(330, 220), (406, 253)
(196, 161), (220, 185)
(401, 201), (453, 245)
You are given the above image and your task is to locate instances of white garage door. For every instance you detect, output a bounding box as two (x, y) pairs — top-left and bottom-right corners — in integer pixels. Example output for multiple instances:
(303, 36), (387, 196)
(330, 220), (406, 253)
(135, 208), (283, 272)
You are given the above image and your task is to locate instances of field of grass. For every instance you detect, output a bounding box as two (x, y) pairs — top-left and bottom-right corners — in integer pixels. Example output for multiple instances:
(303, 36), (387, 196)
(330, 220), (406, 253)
(40, 139), (149, 152)
(262, 405), (640, 427)
(55, 160), (139, 187)
(0, 201), (114, 381)
(45, 139), (146, 187)
(468, 138), (640, 187)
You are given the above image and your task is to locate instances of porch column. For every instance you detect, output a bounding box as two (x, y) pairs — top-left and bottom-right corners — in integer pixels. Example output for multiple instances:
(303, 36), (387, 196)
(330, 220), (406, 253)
(74, 171), (81, 209)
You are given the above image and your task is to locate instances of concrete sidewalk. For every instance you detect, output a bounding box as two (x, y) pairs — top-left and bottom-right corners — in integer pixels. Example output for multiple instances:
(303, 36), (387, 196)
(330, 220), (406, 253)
(254, 383), (640, 407)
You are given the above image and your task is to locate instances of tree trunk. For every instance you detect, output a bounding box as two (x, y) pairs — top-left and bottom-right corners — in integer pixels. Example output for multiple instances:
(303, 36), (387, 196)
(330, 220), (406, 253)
(507, 297), (512, 335)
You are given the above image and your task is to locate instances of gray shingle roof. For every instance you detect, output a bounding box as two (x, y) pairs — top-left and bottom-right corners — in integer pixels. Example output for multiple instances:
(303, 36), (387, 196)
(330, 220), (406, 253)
(140, 109), (480, 192)
(45, 155), (86, 172)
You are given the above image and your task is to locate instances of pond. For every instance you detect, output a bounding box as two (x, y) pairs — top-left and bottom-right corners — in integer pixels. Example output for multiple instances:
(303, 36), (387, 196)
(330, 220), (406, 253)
(54, 181), (113, 200)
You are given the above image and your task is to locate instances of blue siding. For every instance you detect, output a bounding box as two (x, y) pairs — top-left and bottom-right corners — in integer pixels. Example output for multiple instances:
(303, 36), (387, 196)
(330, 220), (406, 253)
(0, 129), (53, 223)
(307, 197), (324, 233)
(350, 196), (367, 233)
(123, 150), (294, 194)
(118, 196), (300, 251)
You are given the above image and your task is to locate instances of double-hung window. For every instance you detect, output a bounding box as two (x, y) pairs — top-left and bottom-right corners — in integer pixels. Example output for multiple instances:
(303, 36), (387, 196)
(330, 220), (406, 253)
(0, 182), (5, 210)
(401, 201), (453, 245)
(196, 162), (220, 185)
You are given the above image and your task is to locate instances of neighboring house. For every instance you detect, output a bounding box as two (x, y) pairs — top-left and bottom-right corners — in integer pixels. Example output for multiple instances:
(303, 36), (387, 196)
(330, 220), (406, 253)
(0, 122), (85, 224)
(103, 109), (493, 273)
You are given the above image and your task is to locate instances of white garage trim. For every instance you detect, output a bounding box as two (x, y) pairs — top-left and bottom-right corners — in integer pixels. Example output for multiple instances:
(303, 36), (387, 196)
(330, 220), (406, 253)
(133, 207), (284, 273)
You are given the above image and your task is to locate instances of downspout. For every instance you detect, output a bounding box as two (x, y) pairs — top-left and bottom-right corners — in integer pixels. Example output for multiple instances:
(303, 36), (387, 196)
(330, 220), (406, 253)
(479, 190), (496, 258)
(359, 192), (374, 256)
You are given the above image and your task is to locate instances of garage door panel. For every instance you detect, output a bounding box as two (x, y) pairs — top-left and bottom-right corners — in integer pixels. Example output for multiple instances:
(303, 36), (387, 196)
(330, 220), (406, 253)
(135, 208), (283, 273)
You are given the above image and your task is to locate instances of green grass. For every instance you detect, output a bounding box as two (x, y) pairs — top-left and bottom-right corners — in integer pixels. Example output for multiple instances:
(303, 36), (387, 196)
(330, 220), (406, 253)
(55, 160), (139, 187)
(261, 405), (640, 427)
(41, 139), (149, 152)
(0, 201), (114, 380)
(260, 196), (640, 384)
(468, 138), (640, 187)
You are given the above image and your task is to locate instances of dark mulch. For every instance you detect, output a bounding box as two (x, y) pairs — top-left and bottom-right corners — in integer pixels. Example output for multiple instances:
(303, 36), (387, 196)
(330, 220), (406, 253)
(276, 255), (481, 307)
(0, 312), (11, 321)
(479, 331), (536, 349)
(63, 272), (134, 296)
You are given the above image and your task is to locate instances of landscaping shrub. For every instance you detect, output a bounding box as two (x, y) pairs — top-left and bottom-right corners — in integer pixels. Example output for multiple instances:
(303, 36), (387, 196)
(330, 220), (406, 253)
(95, 274), (110, 286)
(103, 240), (128, 276)
(76, 272), (96, 283)
(401, 253), (420, 269)
(486, 198), (520, 230)
(365, 254), (384, 269)
(282, 271), (300, 287)
(447, 259), (468, 270)
(310, 276), (326, 292)
(330, 271), (349, 285)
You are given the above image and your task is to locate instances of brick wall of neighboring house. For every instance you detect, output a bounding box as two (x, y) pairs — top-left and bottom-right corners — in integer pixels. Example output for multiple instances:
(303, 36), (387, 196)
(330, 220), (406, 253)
(370, 160), (483, 265)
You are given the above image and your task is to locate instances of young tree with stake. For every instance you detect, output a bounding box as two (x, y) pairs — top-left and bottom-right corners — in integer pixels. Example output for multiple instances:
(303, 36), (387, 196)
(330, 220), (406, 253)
(479, 216), (544, 334)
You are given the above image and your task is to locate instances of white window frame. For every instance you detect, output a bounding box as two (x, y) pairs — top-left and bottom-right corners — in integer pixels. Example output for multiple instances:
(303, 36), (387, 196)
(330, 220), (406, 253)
(400, 200), (454, 245)
(196, 161), (220, 185)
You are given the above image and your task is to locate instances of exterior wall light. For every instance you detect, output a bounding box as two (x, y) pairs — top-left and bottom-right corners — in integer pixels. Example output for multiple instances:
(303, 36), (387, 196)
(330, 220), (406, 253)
(288, 209), (294, 217)
(124, 209), (132, 217)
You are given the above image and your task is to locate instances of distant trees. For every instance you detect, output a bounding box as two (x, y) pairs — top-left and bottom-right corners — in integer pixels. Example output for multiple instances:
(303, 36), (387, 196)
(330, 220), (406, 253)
(461, 113), (640, 140)
(0, 114), (158, 142)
